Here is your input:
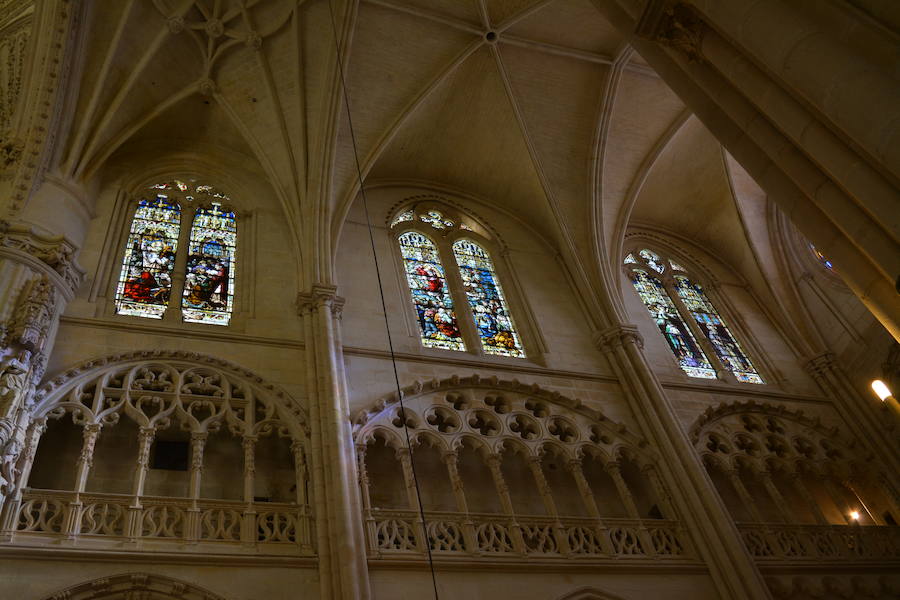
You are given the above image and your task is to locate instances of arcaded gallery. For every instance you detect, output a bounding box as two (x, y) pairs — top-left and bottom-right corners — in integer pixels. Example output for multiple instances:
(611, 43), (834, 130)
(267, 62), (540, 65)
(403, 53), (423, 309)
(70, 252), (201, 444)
(0, 0), (897, 599)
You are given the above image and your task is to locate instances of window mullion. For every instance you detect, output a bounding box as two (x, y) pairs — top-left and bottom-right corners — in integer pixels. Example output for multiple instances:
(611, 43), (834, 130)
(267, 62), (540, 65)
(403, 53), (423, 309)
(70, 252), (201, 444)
(442, 233), (482, 355)
(164, 210), (194, 323)
(666, 278), (730, 381)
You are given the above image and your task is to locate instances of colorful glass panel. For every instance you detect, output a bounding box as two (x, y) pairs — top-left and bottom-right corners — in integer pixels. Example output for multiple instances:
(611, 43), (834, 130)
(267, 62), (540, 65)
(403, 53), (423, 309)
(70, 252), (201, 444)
(674, 275), (763, 384)
(391, 209), (415, 227)
(639, 249), (665, 273)
(182, 203), (237, 326)
(624, 253), (637, 264)
(115, 196), (181, 319)
(452, 240), (525, 358)
(420, 210), (453, 230)
(398, 232), (465, 351)
(630, 269), (716, 379)
(810, 245), (833, 270)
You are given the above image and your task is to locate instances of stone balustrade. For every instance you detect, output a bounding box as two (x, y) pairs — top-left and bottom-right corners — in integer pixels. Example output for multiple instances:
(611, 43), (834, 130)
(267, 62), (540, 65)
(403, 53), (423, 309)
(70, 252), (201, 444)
(9, 488), (314, 555)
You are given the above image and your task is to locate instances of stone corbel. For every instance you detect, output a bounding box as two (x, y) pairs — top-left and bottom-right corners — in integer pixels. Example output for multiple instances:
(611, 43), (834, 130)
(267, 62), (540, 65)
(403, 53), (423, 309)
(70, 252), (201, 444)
(635, 0), (707, 64)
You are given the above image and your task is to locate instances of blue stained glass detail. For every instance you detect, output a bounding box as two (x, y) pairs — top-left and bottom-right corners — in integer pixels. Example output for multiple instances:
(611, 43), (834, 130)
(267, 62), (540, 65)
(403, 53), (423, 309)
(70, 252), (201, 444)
(115, 196), (181, 319)
(399, 231), (465, 351)
(452, 240), (524, 358)
(673, 275), (763, 384)
(631, 269), (716, 379)
(182, 203), (237, 326)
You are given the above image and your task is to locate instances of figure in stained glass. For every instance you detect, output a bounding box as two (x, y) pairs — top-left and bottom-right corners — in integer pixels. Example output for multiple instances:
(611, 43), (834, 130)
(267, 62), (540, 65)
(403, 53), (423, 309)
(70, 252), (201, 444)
(398, 231), (465, 351)
(673, 275), (763, 383)
(115, 196), (181, 319)
(182, 203), (237, 326)
(452, 240), (524, 358)
(630, 269), (716, 379)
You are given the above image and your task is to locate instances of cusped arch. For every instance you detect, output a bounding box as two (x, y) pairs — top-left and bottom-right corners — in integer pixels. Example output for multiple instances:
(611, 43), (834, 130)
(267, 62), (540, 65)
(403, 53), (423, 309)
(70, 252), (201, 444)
(690, 400), (874, 479)
(34, 350), (308, 440)
(41, 572), (229, 600)
(353, 374), (655, 466)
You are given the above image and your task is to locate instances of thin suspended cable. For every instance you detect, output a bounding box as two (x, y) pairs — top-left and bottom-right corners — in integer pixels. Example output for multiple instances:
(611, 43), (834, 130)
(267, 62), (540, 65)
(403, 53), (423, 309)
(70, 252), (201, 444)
(325, 2), (440, 597)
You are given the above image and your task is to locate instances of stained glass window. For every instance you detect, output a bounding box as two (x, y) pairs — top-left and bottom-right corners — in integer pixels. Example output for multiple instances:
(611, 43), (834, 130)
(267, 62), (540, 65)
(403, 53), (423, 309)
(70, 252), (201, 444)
(810, 245), (833, 270)
(398, 231), (465, 351)
(673, 275), (763, 383)
(115, 196), (181, 319)
(630, 269), (716, 379)
(182, 203), (237, 326)
(452, 240), (524, 358)
(640, 249), (665, 273)
(420, 210), (454, 230)
(391, 209), (415, 227)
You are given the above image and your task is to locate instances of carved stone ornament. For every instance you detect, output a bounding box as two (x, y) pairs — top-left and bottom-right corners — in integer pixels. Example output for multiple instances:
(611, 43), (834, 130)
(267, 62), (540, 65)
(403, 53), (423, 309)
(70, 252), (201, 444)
(592, 324), (644, 353)
(8, 276), (56, 352)
(296, 283), (344, 317)
(40, 572), (229, 600)
(0, 136), (23, 180)
(0, 221), (84, 295)
(636, 0), (706, 64)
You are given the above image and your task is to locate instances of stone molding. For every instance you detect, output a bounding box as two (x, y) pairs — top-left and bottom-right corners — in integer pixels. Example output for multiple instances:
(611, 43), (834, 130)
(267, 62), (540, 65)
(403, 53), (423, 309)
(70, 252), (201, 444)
(555, 587), (627, 600)
(40, 572), (230, 600)
(0, 221), (84, 296)
(765, 574), (898, 600)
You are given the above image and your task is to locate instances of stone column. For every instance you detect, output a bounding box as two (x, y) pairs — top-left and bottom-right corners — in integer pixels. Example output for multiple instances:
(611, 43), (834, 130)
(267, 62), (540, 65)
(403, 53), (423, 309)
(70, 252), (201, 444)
(65, 423), (101, 538)
(566, 458), (615, 555)
(527, 455), (570, 554)
(356, 444), (377, 553)
(293, 441), (313, 553)
(484, 453), (526, 553)
(442, 450), (476, 553)
(126, 427), (154, 540)
(759, 471), (793, 524)
(724, 469), (765, 524)
(790, 473), (828, 526)
(298, 285), (370, 600)
(0, 417), (45, 539)
(185, 432), (206, 542)
(0, 222), (82, 513)
(240, 436), (257, 545)
(595, 325), (771, 599)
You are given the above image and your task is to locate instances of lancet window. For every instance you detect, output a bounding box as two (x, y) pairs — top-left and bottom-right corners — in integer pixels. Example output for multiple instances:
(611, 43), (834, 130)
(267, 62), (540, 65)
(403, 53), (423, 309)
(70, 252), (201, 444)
(624, 248), (763, 383)
(114, 180), (238, 326)
(391, 203), (526, 358)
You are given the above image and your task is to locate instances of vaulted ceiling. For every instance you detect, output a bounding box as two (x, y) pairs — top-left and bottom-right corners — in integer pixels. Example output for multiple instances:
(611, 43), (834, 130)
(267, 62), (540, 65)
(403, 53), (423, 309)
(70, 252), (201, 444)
(56, 0), (768, 299)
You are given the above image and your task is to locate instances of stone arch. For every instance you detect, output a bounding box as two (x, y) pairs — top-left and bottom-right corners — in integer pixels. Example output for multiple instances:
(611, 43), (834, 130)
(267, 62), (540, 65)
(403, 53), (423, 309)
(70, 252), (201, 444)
(40, 572), (229, 600)
(354, 375), (688, 560)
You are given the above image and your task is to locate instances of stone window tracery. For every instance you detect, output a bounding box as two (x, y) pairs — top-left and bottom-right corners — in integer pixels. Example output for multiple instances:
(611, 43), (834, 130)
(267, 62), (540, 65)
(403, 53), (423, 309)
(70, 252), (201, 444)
(391, 202), (526, 359)
(624, 247), (763, 383)
(353, 377), (690, 560)
(114, 180), (238, 326)
(0, 353), (313, 555)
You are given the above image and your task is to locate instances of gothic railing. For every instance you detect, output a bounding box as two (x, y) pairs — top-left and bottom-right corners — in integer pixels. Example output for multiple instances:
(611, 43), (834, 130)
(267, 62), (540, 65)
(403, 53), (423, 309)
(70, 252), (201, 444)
(365, 509), (693, 561)
(5, 489), (314, 556)
(737, 523), (900, 562)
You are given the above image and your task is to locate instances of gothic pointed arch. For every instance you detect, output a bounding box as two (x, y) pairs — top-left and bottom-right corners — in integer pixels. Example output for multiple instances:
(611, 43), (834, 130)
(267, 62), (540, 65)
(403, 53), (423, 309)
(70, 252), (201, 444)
(40, 572), (229, 600)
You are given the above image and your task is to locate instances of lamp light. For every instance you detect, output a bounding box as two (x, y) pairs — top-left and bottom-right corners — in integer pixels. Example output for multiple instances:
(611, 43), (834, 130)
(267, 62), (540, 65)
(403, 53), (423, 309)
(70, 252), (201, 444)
(871, 380), (892, 401)
(850, 511), (860, 521)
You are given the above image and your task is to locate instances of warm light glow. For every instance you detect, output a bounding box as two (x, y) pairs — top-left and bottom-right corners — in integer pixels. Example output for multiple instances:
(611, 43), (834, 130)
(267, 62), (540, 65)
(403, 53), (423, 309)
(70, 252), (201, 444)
(871, 380), (892, 401)
(850, 511), (860, 521)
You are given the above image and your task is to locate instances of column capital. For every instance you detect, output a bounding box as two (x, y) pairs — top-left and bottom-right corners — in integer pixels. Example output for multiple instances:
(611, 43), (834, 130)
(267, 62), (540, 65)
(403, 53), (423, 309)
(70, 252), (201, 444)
(0, 221), (84, 298)
(592, 324), (644, 353)
(296, 284), (345, 317)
